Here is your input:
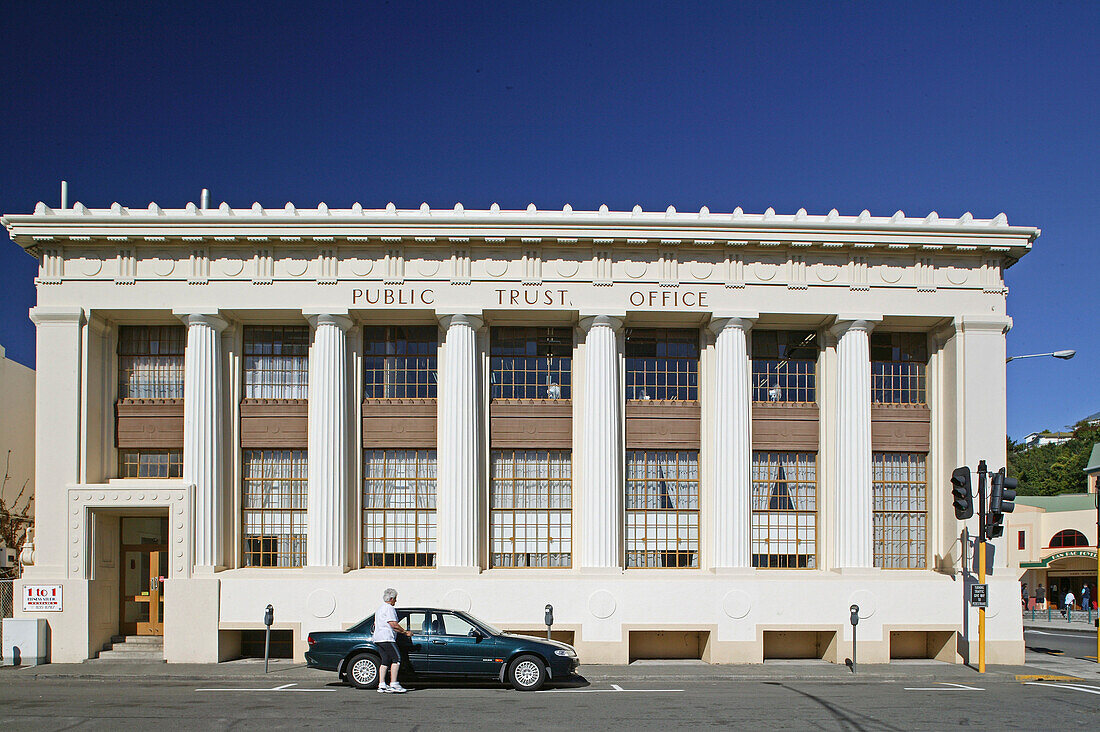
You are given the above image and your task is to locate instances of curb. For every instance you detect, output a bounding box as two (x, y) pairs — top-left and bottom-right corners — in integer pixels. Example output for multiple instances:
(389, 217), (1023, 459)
(1023, 624), (1097, 636)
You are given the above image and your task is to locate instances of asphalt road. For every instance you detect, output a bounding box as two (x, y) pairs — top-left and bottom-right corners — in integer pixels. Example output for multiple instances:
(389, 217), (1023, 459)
(1025, 628), (1098, 661)
(2, 674), (1098, 731)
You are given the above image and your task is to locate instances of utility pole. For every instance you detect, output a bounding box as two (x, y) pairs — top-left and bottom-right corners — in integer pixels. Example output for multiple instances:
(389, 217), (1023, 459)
(977, 460), (987, 674)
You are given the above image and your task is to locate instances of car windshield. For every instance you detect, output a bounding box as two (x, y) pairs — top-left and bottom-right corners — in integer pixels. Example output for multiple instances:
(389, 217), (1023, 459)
(460, 612), (503, 636)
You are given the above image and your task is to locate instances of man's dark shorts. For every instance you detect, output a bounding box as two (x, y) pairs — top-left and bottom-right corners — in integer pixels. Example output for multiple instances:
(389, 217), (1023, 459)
(377, 641), (400, 666)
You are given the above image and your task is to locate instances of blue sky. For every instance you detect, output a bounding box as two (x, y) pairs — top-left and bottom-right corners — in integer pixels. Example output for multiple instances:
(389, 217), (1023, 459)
(1, 1), (1096, 439)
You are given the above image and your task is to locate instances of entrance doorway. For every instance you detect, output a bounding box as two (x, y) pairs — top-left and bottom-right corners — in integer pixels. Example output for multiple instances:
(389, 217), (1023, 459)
(119, 517), (169, 636)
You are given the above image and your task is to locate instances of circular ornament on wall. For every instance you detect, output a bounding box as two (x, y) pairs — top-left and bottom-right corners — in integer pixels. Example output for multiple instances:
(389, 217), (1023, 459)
(754, 262), (778, 281)
(350, 258), (374, 277)
(721, 590), (752, 619)
(690, 261), (714, 280)
(221, 258), (245, 277)
(879, 264), (903, 284)
(153, 256), (175, 277)
(81, 255), (103, 277)
(285, 257), (308, 277)
(417, 259), (441, 277)
(815, 263), (840, 282)
(556, 259), (580, 278)
(623, 260), (647, 279)
(848, 589), (877, 619)
(442, 589), (473, 612)
(946, 267), (968, 285)
(587, 590), (617, 619)
(484, 258), (509, 278)
(307, 589), (337, 619)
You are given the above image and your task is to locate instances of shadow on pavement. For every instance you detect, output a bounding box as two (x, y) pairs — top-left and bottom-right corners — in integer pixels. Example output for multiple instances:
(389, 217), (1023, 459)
(330, 674), (591, 692)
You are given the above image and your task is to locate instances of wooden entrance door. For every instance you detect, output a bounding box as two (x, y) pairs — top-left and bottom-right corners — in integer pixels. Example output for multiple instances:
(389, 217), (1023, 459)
(120, 545), (167, 635)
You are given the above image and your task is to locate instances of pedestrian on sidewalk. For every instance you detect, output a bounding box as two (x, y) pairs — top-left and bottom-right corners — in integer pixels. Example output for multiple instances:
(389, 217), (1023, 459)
(372, 588), (412, 693)
(1035, 583), (1045, 610)
(1061, 589), (1075, 618)
(1021, 582), (1028, 610)
(1082, 584), (1091, 612)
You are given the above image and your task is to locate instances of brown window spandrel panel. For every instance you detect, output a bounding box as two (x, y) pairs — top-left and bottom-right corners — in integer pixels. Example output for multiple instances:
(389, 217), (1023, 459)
(240, 399), (308, 448)
(490, 400), (572, 449)
(625, 401), (701, 450)
(362, 399), (437, 448)
(115, 399), (184, 448)
(751, 403), (820, 452)
(870, 404), (930, 452)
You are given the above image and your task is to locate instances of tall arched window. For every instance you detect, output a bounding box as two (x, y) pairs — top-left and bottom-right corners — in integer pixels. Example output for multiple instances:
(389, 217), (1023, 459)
(1048, 529), (1089, 548)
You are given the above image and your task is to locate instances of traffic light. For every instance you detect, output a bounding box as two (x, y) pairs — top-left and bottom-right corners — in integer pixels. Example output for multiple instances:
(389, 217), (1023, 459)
(985, 467), (1017, 540)
(951, 466), (974, 520)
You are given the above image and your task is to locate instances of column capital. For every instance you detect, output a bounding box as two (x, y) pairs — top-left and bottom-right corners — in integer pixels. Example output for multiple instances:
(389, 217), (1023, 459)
(708, 313), (757, 335)
(29, 306), (84, 326)
(954, 316), (1012, 335)
(305, 313), (353, 331)
(174, 311), (229, 332)
(829, 316), (880, 338)
(438, 312), (484, 330)
(579, 313), (624, 332)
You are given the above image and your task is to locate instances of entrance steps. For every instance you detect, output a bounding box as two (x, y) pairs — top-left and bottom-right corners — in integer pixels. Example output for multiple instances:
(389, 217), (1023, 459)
(92, 635), (165, 662)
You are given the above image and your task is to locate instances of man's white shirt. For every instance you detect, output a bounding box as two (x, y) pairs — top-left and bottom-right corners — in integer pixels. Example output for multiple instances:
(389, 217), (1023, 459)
(373, 603), (398, 643)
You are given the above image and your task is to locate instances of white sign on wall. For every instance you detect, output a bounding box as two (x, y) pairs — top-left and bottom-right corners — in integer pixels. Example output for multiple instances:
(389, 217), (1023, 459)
(23, 585), (63, 612)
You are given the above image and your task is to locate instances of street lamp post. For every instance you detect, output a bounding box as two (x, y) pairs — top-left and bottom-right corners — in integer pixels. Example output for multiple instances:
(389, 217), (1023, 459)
(1005, 349), (1076, 363)
(1094, 491), (1099, 664)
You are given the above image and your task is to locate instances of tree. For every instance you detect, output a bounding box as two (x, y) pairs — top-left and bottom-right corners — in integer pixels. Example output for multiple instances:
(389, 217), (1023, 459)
(1008, 419), (1100, 496)
(0, 449), (33, 579)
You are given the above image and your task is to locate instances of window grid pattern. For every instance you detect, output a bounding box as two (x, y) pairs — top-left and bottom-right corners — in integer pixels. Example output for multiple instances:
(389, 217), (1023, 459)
(490, 450), (572, 567)
(490, 327), (572, 400)
(872, 453), (927, 569)
(870, 332), (928, 405)
(625, 329), (699, 401)
(362, 450), (437, 567)
(243, 326), (310, 399)
(242, 449), (307, 567)
(752, 330), (818, 403)
(751, 452), (817, 568)
(119, 449), (183, 479)
(117, 325), (186, 399)
(363, 326), (438, 399)
(625, 451), (699, 568)
(1049, 530), (1089, 548)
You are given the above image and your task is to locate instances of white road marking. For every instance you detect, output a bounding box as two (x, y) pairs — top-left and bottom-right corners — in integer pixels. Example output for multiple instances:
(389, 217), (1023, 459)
(611, 684), (623, 691)
(537, 684), (682, 694)
(1026, 682), (1100, 696)
(196, 683), (336, 693)
(904, 682), (984, 691)
(1025, 629), (1094, 639)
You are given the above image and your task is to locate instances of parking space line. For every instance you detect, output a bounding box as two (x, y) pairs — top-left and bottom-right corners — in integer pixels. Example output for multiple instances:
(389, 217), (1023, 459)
(1026, 682), (1100, 696)
(903, 682), (983, 691)
(196, 683), (336, 693)
(537, 684), (682, 694)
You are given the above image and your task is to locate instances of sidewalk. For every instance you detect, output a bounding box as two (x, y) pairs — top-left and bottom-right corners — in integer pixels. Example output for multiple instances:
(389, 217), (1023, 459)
(0, 658), (1044, 684)
(1023, 613), (1099, 634)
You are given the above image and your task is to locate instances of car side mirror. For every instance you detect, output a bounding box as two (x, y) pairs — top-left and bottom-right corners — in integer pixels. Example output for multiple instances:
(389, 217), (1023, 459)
(468, 628), (482, 639)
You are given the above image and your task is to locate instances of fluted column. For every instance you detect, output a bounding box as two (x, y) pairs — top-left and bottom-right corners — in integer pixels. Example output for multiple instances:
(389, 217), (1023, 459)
(306, 314), (353, 569)
(709, 315), (755, 569)
(177, 312), (228, 569)
(436, 313), (483, 570)
(579, 314), (623, 569)
(831, 319), (875, 569)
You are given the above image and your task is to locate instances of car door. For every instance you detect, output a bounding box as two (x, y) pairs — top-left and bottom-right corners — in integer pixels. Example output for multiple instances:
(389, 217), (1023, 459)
(395, 610), (431, 673)
(426, 612), (502, 676)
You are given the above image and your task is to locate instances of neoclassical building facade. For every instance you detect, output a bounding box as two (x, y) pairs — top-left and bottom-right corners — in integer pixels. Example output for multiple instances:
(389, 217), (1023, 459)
(4, 200), (1033, 664)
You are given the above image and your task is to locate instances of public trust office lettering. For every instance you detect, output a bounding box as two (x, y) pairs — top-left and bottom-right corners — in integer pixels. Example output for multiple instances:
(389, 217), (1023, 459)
(495, 289), (571, 306)
(351, 288), (435, 305)
(629, 290), (709, 308)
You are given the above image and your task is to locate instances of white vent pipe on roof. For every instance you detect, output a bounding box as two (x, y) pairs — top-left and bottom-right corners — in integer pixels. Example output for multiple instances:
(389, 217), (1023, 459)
(60, 180), (68, 209)
(201, 188), (211, 210)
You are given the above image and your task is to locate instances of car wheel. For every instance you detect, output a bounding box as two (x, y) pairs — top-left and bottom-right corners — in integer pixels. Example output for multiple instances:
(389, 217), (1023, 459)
(508, 655), (547, 692)
(346, 653), (381, 690)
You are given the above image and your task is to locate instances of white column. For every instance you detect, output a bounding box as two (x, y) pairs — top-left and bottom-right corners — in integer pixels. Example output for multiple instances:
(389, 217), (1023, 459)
(579, 314), (623, 569)
(178, 312), (228, 570)
(709, 316), (755, 570)
(306, 314), (353, 569)
(831, 318), (875, 569)
(436, 313), (483, 570)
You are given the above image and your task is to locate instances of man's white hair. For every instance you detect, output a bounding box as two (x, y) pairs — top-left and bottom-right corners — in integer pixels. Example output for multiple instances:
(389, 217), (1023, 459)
(382, 587), (398, 602)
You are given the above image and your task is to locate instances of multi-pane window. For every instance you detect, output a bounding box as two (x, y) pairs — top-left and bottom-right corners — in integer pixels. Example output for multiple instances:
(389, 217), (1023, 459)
(362, 450), (437, 567)
(625, 451), (699, 568)
(625, 329), (699, 401)
(117, 325), (186, 399)
(118, 449), (183, 479)
(872, 453), (927, 569)
(243, 326), (309, 399)
(490, 450), (572, 567)
(871, 332), (928, 405)
(490, 327), (572, 400)
(242, 449), (307, 567)
(363, 326), (438, 399)
(752, 330), (818, 403)
(751, 452), (817, 568)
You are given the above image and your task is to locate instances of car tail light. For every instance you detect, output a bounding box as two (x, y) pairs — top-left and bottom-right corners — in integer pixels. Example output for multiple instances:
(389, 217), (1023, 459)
(307, 634), (316, 646)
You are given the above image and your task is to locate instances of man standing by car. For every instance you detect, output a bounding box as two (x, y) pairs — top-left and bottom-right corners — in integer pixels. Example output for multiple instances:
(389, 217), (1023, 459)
(373, 588), (412, 693)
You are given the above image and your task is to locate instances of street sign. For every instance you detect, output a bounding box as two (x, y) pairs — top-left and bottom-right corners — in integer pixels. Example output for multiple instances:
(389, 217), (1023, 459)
(969, 584), (988, 608)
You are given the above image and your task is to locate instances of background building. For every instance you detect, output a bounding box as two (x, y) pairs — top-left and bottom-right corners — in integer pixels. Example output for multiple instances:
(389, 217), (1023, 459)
(1010, 492), (1097, 609)
(3, 200), (1033, 665)
(0, 343), (35, 574)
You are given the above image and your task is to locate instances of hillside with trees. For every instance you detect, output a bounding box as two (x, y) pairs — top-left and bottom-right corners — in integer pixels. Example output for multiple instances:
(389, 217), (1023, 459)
(1008, 419), (1100, 496)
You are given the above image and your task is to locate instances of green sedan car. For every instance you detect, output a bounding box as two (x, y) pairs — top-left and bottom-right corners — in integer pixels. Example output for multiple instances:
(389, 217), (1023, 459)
(306, 607), (580, 691)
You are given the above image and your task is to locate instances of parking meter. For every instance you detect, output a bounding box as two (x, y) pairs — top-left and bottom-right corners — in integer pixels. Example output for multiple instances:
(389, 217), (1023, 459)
(264, 604), (274, 673)
(849, 604), (859, 673)
(545, 604), (554, 640)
